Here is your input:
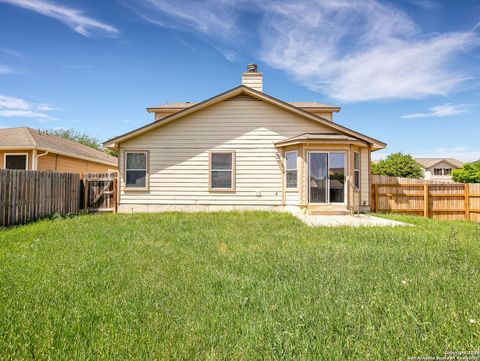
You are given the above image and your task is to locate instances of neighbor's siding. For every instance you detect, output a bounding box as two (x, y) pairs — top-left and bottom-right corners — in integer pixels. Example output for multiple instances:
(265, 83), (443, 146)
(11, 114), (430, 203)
(0, 150), (33, 169)
(37, 152), (116, 173)
(424, 161), (458, 182)
(118, 95), (335, 208)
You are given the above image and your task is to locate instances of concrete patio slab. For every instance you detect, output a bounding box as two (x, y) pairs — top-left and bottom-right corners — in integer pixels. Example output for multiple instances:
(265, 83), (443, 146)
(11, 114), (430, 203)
(294, 213), (411, 227)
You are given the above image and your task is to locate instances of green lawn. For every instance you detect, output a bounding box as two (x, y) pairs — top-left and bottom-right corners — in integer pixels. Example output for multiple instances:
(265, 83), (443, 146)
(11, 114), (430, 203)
(0, 212), (479, 360)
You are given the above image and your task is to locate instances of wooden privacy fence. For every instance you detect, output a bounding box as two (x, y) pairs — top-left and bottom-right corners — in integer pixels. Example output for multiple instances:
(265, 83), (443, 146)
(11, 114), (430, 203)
(371, 175), (480, 222)
(0, 169), (81, 227)
(83, 172), (117, 212)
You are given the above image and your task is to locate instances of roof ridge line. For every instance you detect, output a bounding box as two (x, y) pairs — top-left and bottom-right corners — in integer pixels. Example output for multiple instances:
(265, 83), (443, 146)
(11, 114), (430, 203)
(24, 127), (39, 147)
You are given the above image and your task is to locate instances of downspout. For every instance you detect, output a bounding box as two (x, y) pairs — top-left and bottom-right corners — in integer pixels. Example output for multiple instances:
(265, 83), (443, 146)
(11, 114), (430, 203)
(32, 149), (37, 170)
(35, 150), (49, 170)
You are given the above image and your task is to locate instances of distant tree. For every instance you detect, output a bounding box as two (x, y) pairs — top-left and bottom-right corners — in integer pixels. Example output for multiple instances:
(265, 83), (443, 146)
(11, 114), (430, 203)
(49, 128), (117, 157)
(372, 152), (423, 179)
(452, 160), (480, 183)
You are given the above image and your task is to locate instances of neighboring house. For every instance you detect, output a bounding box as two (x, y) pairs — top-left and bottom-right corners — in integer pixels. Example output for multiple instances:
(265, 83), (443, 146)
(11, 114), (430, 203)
(414, 158), (463, 182)
(0, 127), (117, 173)
(105, 64), (386, 214)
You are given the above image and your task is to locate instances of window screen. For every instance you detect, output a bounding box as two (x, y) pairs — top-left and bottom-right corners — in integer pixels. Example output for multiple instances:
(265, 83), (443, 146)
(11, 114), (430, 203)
(125, 152), (147, 188)
(5, 154), (27, 170)
(285, 151), (297, 188)
(211, 152), (234, 189)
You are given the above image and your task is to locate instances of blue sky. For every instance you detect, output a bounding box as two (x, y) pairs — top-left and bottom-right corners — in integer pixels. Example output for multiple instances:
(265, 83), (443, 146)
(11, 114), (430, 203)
(0, 0), (479, 160)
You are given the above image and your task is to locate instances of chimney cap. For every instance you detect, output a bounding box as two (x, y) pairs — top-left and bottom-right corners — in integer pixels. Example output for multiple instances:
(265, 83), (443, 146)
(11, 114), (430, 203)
(246, 64), (258, 73)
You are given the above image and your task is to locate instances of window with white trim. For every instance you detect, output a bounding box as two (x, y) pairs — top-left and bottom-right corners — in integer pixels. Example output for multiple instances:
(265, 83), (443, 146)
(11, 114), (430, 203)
(210, 151), (235, 190)
(285, 151), (297, 188)
(434, 168), (443, 176)
(125, 151), (148, 189)
(354, 152), (360, 189)
(444, 168), (452, 175)
(5, 154), (27, 170)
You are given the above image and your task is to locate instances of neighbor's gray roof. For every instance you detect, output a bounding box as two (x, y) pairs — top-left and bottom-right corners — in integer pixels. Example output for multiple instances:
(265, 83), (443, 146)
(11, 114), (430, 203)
(0, 127), (117, 166)
(414, 157), (464, 169)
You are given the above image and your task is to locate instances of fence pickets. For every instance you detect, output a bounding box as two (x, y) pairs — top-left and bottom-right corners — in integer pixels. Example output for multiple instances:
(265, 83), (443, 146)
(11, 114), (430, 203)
(83, 172), (117, 212)
(371, 175), (480, 222)
(0, 170), (118, 227)
(0, 170), (81, 227)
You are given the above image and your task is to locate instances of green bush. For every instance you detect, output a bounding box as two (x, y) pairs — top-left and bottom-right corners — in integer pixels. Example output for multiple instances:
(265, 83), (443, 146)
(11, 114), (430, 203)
(452, 160), (480, 183)
(372, 152), (423, 178)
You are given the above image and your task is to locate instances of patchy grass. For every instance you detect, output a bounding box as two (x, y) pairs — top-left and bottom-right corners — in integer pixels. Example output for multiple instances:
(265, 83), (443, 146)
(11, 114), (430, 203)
(0, 212), (479, 360)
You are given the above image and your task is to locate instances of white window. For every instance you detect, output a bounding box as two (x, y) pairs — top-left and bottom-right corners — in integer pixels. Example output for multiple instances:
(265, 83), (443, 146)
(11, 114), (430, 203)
(4, 153), (28, 170)
(285, 151), (297, 188)
(354, 152), (360, 189)
(434, 168), (443, 176)
(125, 151), (148, 189)
(210, 151), (235, 191)
(444, 168), (452, 175)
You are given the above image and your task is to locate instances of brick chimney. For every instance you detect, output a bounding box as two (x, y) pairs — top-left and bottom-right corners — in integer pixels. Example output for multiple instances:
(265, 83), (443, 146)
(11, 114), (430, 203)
(242, 64), (263, 92)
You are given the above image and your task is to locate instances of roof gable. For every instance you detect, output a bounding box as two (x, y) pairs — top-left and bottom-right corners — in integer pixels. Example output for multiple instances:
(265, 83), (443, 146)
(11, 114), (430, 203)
(0, 127), (117, 166)
(105, 86), (386, 150)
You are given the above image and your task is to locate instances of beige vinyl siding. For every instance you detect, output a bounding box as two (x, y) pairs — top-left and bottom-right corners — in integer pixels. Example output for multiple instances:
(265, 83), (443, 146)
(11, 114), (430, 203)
(305, 111), (332, 121)
(119, 95), (334, 207)
(285, 192), (299, 206)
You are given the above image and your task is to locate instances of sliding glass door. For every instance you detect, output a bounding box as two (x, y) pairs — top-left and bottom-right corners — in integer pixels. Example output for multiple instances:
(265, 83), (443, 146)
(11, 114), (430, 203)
(308, 152), (346, 204)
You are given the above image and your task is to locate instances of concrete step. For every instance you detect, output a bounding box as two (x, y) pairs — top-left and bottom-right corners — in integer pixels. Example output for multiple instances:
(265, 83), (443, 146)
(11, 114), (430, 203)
(308, 210), (351, 216)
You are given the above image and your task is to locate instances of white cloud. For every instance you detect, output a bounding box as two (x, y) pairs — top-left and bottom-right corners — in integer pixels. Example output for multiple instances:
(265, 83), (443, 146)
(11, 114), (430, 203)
(0, 94), (57, 121)
(0, 64), (13, 74)
(125, 0), (480, 102)
(124, 0), (237, 37)
(36, 103), (59, 112)
(0, 0), (118, 37)
(402, 103), (469, 119)
(0, 110), (55, 120)
(213, 46), (237, 62)
(258, 0), (479, 101)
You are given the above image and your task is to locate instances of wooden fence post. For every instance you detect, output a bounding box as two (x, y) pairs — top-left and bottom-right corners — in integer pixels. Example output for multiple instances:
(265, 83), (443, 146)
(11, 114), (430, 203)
(424, 183), (429, 218)
(464, 184), (470, 221)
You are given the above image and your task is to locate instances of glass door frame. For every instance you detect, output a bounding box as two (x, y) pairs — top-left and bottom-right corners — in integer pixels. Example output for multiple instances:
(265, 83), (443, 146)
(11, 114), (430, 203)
(307, 151), (348, 205)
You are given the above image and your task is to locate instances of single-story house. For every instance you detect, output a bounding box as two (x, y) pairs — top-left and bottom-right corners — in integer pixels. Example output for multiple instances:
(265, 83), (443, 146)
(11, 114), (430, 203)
(105, 64), (386, 214)
(0, 127), (117, 173)
(414, 157), (463, 182)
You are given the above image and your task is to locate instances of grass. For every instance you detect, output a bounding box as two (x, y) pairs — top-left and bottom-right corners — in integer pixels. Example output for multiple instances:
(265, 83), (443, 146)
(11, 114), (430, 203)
(0, 212), (479, 360)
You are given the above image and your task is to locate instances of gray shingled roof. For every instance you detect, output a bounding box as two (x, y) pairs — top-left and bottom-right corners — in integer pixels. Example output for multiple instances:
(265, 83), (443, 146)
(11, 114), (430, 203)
(0, 127), (117, 166)
(414, 157), (464, 169)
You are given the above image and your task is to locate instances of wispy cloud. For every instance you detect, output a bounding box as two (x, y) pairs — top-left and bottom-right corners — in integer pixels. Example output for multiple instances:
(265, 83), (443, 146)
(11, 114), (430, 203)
(402, 103), (469, 119)
(0, 64), (13, 74)
(258, 0), (479, 101)
(124, 0), (480, 102)
(213, 46), (237, 62)
(0, 94), (58, 121)
(0, 48), (25, 59)
(408, 0), (441, 10)
(0, 0), (118, 37)
(123, 0), (237, 37)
